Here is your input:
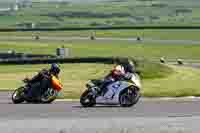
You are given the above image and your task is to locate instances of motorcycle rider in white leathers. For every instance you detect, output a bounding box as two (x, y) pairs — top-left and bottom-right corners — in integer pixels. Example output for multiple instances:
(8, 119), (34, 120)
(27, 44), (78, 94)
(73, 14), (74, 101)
(95, 59), (136, 95)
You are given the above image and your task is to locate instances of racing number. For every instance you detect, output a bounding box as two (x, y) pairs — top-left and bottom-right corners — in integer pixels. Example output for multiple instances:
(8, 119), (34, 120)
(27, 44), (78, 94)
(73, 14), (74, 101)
(112, 83), (121, 90)
(108, 83), (121, 99)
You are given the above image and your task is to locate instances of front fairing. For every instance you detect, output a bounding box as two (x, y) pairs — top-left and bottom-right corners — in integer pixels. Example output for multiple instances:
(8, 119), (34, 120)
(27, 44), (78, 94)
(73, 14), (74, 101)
(130, 73), (142, 89)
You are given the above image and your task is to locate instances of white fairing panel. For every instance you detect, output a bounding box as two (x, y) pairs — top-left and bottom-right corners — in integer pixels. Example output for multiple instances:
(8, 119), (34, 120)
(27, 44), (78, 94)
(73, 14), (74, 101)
(96, 81), (129, 104)
(131, 73), (142, 89)
(95, 73), (142, 105)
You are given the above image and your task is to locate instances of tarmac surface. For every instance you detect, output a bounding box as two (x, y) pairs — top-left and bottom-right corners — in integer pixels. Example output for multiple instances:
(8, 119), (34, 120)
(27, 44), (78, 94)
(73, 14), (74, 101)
(0, 91), (200, 119)
(1, 36), (200, 45)
(1, 91), (200, 133)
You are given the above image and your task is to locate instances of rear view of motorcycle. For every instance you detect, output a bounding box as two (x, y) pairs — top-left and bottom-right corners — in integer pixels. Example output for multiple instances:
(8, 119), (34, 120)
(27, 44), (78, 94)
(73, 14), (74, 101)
(11, 75), (62, 104)
(80, 73), (141, 107)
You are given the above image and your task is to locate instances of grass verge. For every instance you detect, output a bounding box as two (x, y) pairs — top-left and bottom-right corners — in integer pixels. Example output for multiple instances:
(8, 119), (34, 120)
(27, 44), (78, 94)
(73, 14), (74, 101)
(2, 62), (200, 98)
(1, 41), (200, 60)
(143, 65), (200, 97)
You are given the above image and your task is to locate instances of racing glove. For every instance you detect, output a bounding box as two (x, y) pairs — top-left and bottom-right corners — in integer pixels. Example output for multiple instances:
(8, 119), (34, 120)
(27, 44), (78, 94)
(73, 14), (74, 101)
(123, 72), (133, 80)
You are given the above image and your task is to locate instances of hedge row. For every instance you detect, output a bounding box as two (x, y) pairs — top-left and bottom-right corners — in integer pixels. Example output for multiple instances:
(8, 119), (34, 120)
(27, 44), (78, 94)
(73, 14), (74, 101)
(0, 53), (55, 59)
(0, 57), (133, 65)
(0, 26), (200, 32)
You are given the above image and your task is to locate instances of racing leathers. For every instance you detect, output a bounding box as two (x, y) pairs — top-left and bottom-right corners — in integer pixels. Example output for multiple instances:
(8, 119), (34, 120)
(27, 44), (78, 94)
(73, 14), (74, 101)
(96, 65), (134, 96)
(24, 69), (52, 99)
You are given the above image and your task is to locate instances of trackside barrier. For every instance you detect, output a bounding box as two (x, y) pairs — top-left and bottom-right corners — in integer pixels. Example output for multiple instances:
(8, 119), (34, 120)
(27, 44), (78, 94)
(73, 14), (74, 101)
(0, 57), (137, 65)
(1, 26), (200, 32)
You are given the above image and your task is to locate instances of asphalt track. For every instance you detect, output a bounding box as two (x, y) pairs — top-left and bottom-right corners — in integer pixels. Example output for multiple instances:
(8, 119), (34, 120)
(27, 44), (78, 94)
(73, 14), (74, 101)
(1, 36), (200, 45)
(1, 91), (200, 132)
(1, 91), (200, 119)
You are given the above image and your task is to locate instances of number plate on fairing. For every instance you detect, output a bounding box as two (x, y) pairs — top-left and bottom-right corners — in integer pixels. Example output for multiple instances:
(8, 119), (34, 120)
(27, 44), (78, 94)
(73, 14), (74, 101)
(103, 82), (121, 99)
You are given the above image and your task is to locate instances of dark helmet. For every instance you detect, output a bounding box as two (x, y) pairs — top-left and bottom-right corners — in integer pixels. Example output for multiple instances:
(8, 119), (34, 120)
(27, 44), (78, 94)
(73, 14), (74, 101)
(50, 63), (60, 75)
(115, 58), (135, 73)
(125, 59), (135, 73)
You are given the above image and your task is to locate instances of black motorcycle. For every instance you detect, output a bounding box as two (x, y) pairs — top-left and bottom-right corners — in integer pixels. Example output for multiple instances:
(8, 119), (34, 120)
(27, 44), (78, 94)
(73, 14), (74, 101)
(11, 75), (62, 104)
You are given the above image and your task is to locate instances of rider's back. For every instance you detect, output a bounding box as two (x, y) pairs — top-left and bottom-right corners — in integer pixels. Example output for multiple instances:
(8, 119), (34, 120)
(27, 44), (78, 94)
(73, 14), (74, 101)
(29, 68), (50, 84)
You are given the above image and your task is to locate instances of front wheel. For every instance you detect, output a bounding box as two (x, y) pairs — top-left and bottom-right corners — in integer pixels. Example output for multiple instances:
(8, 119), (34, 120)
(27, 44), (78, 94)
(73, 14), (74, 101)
(80, 89), (96, 107)
(41, 96), (56, 104)
(12, 87), (25, 104)
(40, 88), (57, 104)
(119, 86), (141, 107)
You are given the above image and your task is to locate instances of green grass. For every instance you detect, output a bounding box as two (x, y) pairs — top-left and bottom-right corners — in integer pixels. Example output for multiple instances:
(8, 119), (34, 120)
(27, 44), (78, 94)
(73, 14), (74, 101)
(143, 65), (200, 97)
(0, 64), (113, 98)
(0, 62), (174, 98)
(0, 40), (200, 60)
(1, 0), (200, 28)
(1, 63), (200, 98)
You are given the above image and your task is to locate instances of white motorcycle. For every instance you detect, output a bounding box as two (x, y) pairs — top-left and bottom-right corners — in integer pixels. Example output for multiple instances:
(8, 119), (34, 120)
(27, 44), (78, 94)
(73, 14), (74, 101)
(80, 73), (141, 107)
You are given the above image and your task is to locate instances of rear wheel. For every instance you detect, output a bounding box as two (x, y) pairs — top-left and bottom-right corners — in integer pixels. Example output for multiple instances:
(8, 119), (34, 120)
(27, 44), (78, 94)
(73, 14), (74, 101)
(119, 86), (141, 107)
(12, 87), (25, 104)
(80, 90), (96, 107)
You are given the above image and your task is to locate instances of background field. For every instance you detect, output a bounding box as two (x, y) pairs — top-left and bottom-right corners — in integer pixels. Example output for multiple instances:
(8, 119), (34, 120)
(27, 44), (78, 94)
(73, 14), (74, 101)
(1, 63), (200, 98)
(0, 0), (200, 28)
(0, 37), (200, 98)
(0, 40), (200, 60)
